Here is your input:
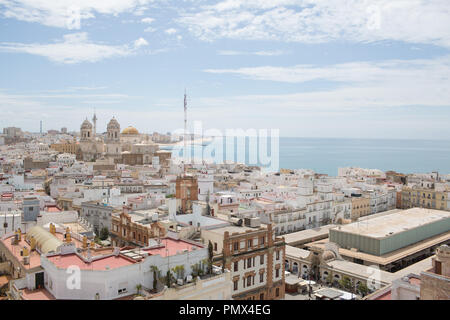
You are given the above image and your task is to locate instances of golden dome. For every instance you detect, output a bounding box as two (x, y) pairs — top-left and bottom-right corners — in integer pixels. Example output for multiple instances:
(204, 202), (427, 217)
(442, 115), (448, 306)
(121, 126), (139, 135)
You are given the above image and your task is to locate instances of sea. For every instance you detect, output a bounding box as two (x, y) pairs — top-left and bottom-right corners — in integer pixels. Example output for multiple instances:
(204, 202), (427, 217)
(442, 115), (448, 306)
(163, 137), (450, 176)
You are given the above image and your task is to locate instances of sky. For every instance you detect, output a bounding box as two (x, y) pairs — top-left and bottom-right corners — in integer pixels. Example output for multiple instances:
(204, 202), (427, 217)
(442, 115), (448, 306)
(0, 0), (449, 139)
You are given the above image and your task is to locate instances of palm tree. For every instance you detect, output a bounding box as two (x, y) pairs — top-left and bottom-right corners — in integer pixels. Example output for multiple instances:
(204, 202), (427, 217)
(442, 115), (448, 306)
(136, 284), (142, 295)
(150, 265), (159, 291)
(171, 265), (185, 280)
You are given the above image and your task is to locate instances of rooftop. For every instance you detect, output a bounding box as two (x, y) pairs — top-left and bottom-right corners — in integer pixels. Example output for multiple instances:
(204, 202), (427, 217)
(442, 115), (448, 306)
(307, 233), (445, 266)
(20, 288), (55, 300)
(47, 253), (135, 271)
(283, 224), (336, 246)
(206, 224), (266, 236)
(285, 245), (311, 259)
(142, 238), (204, 257)
(333, 208), (450, 239)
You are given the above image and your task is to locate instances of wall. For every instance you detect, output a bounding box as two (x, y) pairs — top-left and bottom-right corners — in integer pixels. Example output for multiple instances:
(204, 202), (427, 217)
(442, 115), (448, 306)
(37, 211), (78, 226)
(152, 271), (232, 300)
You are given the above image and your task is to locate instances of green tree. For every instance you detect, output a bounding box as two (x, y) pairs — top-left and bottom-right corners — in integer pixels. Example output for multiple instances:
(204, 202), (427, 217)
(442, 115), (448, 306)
(326, 273), (333, 285)
(221, 249), (225, 273)
(99, 227), (109, 241)
(357, 281), (369, 297)
(150, 266), (159, 291)
(136, 284), (142, 295)
(191, 262), (204, 278)
(165, 270), (174, 288)
(171, 265), (185, 280)
(205, 190), (211, 215)
(339, 276), (352, 291)
(207, 241), (214, 274)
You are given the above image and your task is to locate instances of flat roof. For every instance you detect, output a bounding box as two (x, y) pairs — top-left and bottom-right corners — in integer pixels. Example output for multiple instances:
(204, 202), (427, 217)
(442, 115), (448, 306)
(285, 245), (310, 259)
(20, 288), (55, 300)
(1, 229), (97, 270)
(206, 225), (265, 236)
(283, 225), (336, 245)
(143, 238), (204, 257)
(333, 208), (450, 239)
(306, 231), (449, 266)
(314, 288), (342, 299)
(285, 275), (303, 285)
(325, 260), (397, 284)
(47, 253), (135, 271)
(1, 234), (45, 269)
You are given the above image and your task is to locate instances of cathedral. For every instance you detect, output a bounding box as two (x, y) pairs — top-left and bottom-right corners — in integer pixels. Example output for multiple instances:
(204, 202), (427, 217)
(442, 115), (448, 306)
(77, 113), (162, 165)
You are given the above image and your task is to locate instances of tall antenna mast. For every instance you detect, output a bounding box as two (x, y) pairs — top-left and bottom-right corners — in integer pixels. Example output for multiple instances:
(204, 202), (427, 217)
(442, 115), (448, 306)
(184, 89), (187, 175)
(92, 107), (97, 140)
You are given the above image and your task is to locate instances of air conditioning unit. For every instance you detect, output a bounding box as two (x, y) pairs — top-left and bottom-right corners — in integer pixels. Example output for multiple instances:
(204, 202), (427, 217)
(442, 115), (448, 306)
(186, 275), (193, 283)
(177, 279), (184, 286)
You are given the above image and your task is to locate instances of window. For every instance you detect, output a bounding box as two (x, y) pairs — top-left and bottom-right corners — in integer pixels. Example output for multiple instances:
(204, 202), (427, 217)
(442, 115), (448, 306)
(248, 239), (253, 247)
(233, 280), (238, 291)
(276, 250), (280, 260)
(260, 293), (264, 300)
(233, 242), (239, 251)
(247, 258), (252, 268)
(276, 269), (279, 278)
(234, 261), (238, 272)
(260, 273), (264, 283)
(260, 255), (264, 264)
(242, 278), (246, 288)
(214, 242), (217, 251)
(260, 237), (265, 245)
(247, 276), (252, 287)
(276, 288), (280, 297)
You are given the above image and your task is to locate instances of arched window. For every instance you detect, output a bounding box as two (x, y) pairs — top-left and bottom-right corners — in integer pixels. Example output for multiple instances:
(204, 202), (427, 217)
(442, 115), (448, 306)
(292, 262), (298, 274)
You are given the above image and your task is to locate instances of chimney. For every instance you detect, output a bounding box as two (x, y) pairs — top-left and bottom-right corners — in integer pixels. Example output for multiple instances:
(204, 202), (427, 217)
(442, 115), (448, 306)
(82, 236), (88, 249)
(65, 227), (72, 243)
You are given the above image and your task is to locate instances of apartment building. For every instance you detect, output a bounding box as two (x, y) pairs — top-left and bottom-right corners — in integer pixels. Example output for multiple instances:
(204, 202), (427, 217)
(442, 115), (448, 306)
(110, 208), (166, 247)
(80, 201), (115, 234)
(201, 223), (285, 300)
(401, 187), (449, 211)
(351, 196), (371, 219)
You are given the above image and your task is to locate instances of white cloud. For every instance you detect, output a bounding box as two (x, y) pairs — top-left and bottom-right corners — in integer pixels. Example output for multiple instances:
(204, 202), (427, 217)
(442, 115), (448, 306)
(179, 0), (450, 48)
(218, 50), (286, 56)
(144, 26), (157, 32)
(0, 32), (146, 64)
(165, 28), (177, 35)
(134, 37), (149, 48)
(141, 17), (154, 24)
(204, 56), (450, 108)
(0, 0), (154, 29)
